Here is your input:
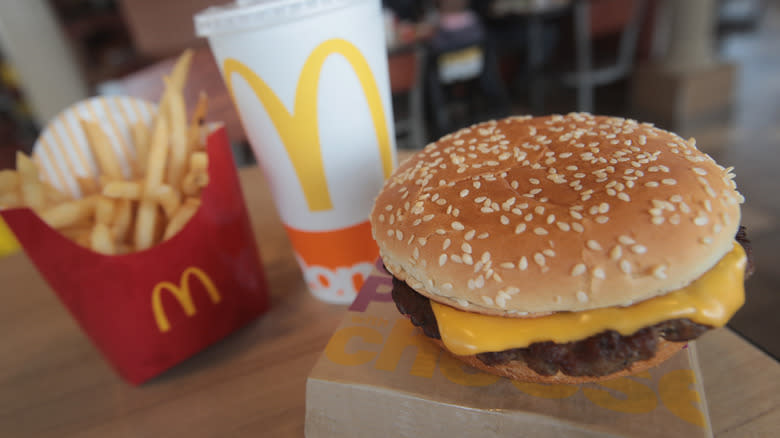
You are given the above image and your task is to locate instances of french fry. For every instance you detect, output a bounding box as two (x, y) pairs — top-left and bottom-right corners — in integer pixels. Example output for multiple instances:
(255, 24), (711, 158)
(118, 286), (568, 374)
(189, 152), (208, 173)
(80, 119), (124, 180)
(165, 77), (189, 189)
(187, 92), (209, 151)
(39, 196), (98, 229)
(90, 223), (115, 255)
(76, 176), (100, 196)
(16, 152), (46, 211)
(74, 230), (92, 248)
(131, 120), (150, 175)
(59, 224), (94, 241)
(42, 181), (71, 203)
(163, 198), (201, 241)
(95, 197), (115, 225)
(0, 191), (21, 208)
(135, 115), (169, 250)
(181, 172), (209, 197)
(0, 170), (19, 193)
(111, 199), (133, 243)
(152, 185), (181, 218)
(103, 180), (143, 200)
(116, 243), (135, 255)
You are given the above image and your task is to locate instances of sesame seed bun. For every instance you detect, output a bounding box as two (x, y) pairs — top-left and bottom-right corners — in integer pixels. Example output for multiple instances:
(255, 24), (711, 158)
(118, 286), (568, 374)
(430, 338), (685, 384)
(370, 113), (742, 316)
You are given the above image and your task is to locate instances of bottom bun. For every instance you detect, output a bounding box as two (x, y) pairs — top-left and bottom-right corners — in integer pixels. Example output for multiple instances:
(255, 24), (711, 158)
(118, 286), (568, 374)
(431, 339), (685, 384)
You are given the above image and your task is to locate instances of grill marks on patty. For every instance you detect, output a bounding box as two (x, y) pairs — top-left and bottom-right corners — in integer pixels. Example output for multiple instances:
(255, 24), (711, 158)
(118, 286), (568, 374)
(389, 227), (753, 378)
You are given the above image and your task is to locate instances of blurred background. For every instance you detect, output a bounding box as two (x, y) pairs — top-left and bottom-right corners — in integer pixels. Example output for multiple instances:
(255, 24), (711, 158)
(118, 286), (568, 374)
(0, 0), (776, 358)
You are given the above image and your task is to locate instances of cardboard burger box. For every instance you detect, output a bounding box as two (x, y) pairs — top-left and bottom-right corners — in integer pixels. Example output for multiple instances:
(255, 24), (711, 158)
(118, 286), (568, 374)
(1, 96), (270, 385)
(305, 260), (713, 437)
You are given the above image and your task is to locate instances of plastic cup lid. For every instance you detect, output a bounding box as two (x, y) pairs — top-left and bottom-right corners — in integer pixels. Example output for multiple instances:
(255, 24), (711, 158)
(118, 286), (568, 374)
(194, 0), (366, 38)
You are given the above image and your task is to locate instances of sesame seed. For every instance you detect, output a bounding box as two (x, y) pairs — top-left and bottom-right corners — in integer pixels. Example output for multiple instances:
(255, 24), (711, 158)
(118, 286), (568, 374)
(388, 215), (395, 225)
(595, 216), (609, 224)
(385, 205), (393, 211)
(704, 199), (713, 212)
(587, 240), (603, 251)
(500, 262), (515, 269)
(501, 215), (510, 225)
(543, 249), (556, 257)
(570, 210), (584, 220)
(442, 239), (451, 250)
(518, 257), (528, 270)
(700, 236), (713, 245)
(653, 265), (668, 279)
(481, 295), (493, 305)
(473, 181), (481, 189)
(577, 291), (589, 303)
(462, 243), (472, 254)
(593, 267), (606, 280)
(632, 244), (647, 254)
(386, 229), (394, 237)
(679, 202), (691, 213)
(423, 214), (435, 222)
(572, 222), (584, 233)
(617, 192), (631, 202)
(670, 195), (683, 203)
(693, 167), (707, 175)
(460, 189), (469, 197)
(645, 181), (659, 188)
(694, 216), (709, 226)
(619, 235), (635, 245)
(378, 214), (385, 223)
(515, 223), (527, 234)
(534, 253), (546, 266)
(620, 260), (632, 274)
(475, 196), (486, 203)
(599, 203), (610, 213)
(463, 254), (474, 265)
(452, 221), (464, 230)
(650, 208), (663, 216)
(413, 247), (420, 259)
(396, 230), (404, 240)
(557, 222), (571, 231)
(652, 216), (665, 225)
(535, 206), (545, 214)
(481, 252), (491, 262)
(478, 232), (490, 239)
(529, 178), (540, 185)
(571, 264), (586, 276)
(662, 178), (677, 185)
(547, 214), (556, 224)
(713, 223), (723, 233)
(534, 227), (549, 235)
(418, 237), (427, 246)
(610, 245), (622, 260)
(465, 230), (476, 240)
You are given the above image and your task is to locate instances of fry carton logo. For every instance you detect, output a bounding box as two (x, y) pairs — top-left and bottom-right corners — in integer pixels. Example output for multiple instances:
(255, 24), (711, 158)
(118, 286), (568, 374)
(152, 266), (221, 333)
(223, 38), (394, 212)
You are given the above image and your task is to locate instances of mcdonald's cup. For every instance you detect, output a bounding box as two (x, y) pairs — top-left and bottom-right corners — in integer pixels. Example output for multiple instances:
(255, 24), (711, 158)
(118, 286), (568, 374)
(195, 0), (397, 304)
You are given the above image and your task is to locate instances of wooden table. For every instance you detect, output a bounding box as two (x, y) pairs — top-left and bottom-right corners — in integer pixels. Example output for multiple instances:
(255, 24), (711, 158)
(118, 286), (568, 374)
(1, 163), (778, 436)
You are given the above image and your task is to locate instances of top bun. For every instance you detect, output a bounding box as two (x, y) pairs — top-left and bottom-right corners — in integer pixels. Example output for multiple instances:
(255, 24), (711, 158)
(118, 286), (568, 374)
(370, 114), (743, 316)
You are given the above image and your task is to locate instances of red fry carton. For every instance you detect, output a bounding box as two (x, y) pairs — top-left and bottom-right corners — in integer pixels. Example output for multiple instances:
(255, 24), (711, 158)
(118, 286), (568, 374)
(1, 96), (269, 385)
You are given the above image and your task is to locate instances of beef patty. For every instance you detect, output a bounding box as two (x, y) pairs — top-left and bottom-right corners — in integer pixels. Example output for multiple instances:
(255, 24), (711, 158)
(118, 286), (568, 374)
(390, 227), (754, 377)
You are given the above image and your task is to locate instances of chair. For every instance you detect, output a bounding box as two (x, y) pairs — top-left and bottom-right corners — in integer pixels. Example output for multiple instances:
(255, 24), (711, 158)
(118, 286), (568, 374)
(561, 0), (649, 112)
(388, 45), (427, 149)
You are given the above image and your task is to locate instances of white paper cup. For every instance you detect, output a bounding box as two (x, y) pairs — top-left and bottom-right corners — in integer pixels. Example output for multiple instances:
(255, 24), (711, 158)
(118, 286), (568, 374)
(195, 0), (397, 304)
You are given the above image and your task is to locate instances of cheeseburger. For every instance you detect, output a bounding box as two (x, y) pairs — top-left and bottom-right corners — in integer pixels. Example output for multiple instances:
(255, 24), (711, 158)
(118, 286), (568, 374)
(370, 113), (753, 383)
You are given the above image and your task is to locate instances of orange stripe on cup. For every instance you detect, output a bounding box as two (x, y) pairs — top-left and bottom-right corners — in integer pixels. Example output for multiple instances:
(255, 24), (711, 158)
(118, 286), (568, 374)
(284, 220), (378, 268)
(284, 220), (378, 296)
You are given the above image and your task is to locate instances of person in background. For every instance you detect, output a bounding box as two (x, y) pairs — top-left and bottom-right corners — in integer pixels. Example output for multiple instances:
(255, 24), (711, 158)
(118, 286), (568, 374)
(425, 0), (511, 135)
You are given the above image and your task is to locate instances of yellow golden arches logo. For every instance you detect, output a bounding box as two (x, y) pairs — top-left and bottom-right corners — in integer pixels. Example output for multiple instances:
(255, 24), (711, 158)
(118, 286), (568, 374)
(151, 267), (221, 333)
(223, 38), (394, 212)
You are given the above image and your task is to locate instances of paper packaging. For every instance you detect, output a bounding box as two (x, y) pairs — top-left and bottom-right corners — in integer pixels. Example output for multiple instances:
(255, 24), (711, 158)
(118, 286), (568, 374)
(305, 261), (714, 437)
(1, 96), (270, 385)
(195, 0), (397, 304)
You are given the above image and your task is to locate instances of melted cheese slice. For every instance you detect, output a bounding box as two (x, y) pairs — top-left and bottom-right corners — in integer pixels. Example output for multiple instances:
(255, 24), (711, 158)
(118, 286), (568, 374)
(431, 243), (746, 356)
